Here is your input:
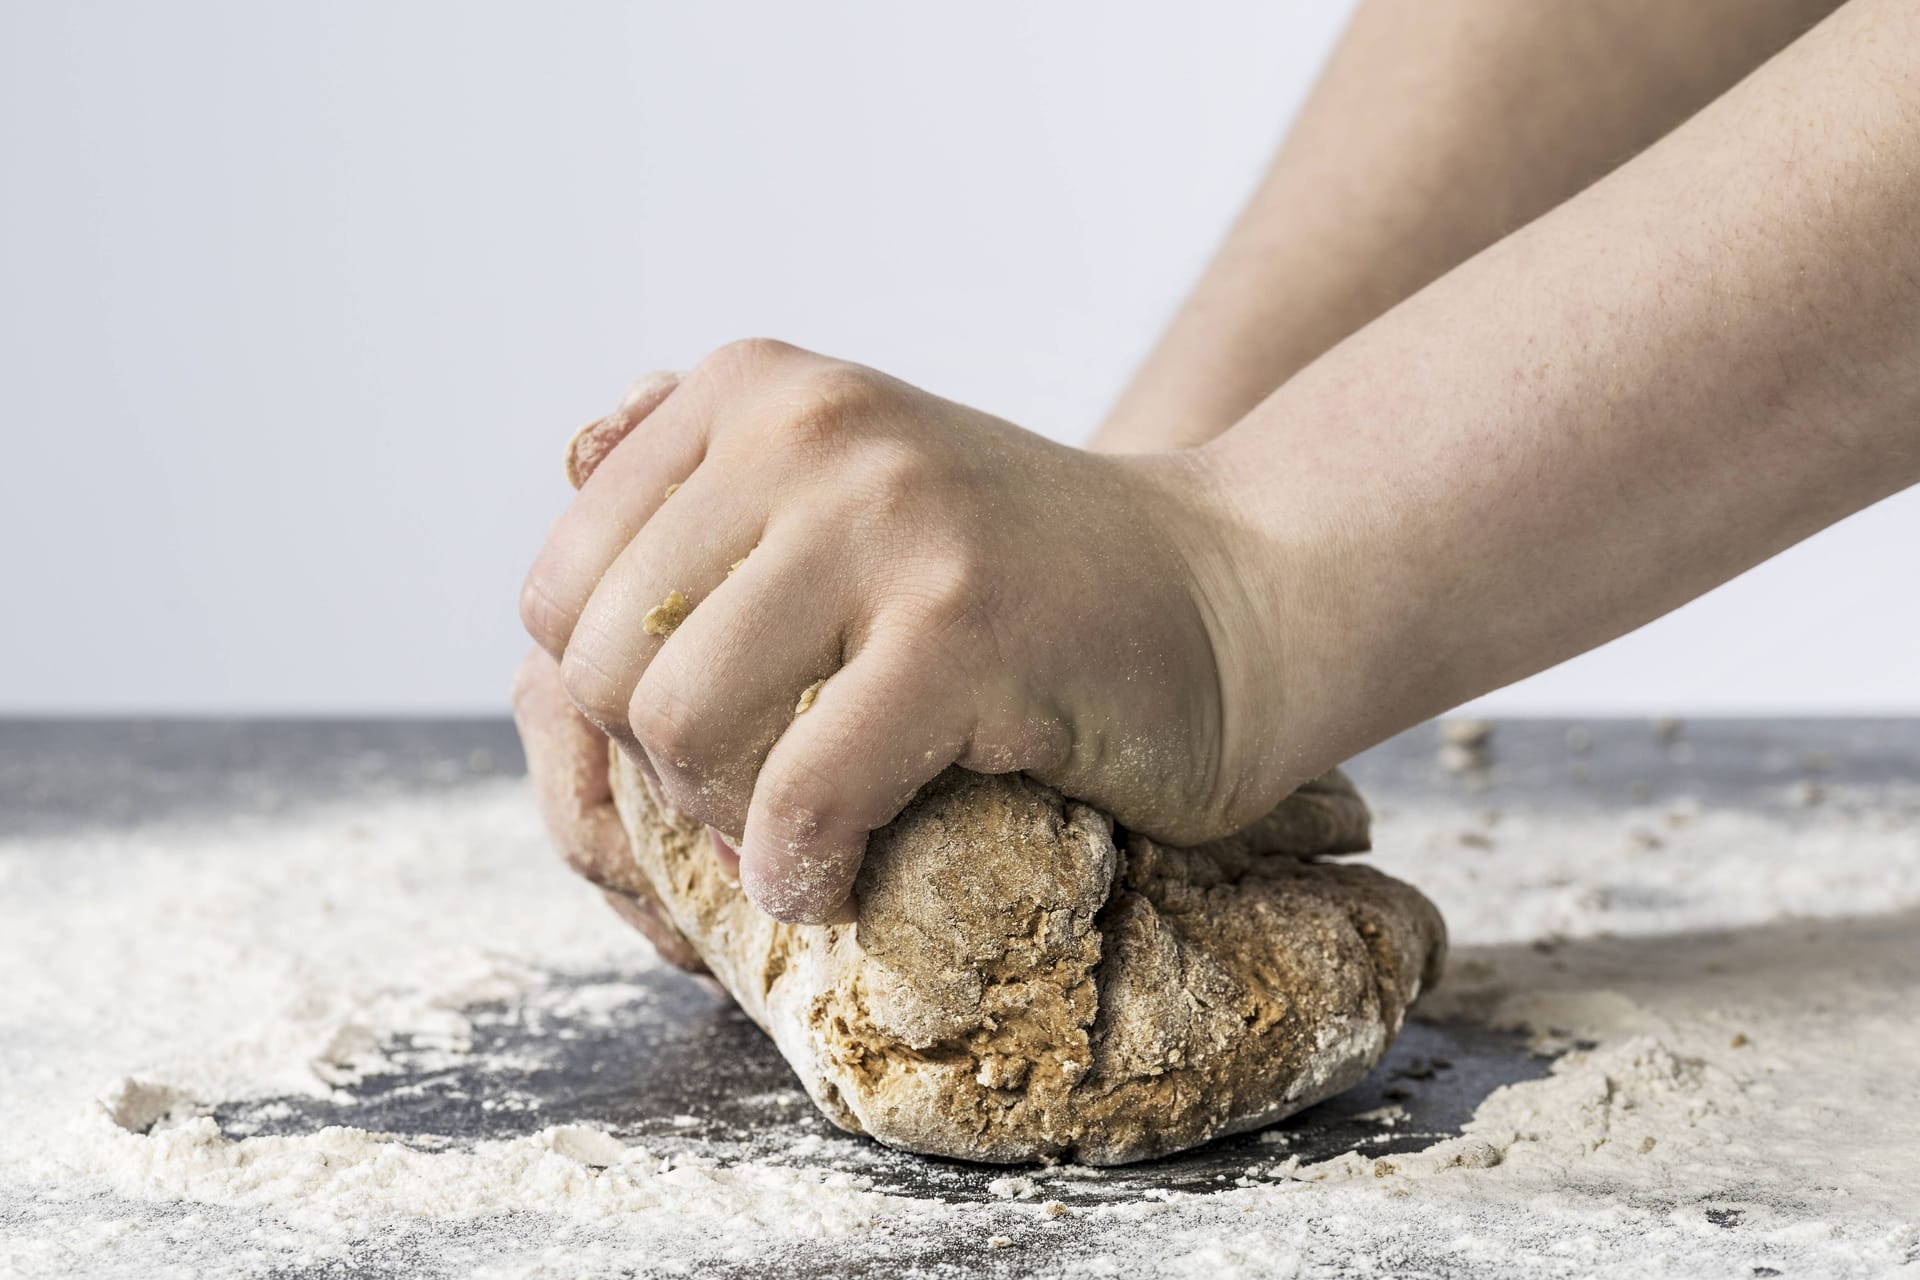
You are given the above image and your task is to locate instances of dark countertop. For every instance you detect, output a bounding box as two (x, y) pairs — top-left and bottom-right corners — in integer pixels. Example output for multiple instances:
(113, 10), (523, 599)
(7, 715), (1909, 840)
(3, 716), (1910, 1278)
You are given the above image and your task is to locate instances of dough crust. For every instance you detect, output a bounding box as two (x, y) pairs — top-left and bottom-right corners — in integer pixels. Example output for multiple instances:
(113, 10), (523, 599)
(609, 757), (1446, 1165)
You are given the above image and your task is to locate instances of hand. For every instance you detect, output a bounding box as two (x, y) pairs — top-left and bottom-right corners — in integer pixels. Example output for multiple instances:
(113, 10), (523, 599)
(511, 646), (707, 970)
(511, 372), (706, 971)
(520, 339), (1288, 924)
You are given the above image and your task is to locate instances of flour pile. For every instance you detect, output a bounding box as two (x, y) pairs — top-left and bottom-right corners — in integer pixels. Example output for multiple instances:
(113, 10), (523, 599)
(2, 739), (1918, 1278)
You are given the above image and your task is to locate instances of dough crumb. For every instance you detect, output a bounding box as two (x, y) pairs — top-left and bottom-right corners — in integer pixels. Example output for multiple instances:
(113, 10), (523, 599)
(663, 481), (681, 498)
(100, 1077), (198, 1134)
(793, 678), (826, 717)
(1440, 719), (1493, 748)
(1448, 1140), (1504, 1169)
(1439, 719), (1494, 776)
(642, 590), (692, 637)
(563, 417), (612, 488)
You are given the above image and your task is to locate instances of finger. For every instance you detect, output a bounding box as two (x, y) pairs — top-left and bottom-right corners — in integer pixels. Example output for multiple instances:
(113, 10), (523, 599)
(565, 370), (681, 490)
(513, 649), (706, 967)
(521, 373), (712, 657)
(623, 529), (849, 839)
(509, 646), (652, 898)
(737, 638), (972, 924)
(599, 887), (706, 973)
(557, 455), (768, 740)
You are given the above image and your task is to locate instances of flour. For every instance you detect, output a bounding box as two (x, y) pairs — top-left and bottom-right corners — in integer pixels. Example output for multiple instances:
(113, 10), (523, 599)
(3, 765), (1918, 1278)
(68, 1110), (920, 1236)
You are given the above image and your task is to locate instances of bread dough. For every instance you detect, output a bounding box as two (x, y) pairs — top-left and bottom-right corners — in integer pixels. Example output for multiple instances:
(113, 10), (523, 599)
(640, 590), (692, 638)
(607, 756), (1446, 1165)
(554, 403), (1432, 1162)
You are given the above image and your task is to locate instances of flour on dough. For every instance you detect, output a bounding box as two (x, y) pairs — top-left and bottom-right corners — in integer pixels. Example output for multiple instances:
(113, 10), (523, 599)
(609, 758), (1446, 1165)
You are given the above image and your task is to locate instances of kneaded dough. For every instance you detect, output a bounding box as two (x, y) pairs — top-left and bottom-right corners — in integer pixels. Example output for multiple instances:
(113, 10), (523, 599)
(608, 757), (1446, 1165)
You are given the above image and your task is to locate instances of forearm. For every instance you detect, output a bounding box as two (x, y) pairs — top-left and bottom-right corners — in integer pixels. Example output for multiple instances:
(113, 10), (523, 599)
(1197, 0), (1920, 783)
(1093, 0), (1841, 454)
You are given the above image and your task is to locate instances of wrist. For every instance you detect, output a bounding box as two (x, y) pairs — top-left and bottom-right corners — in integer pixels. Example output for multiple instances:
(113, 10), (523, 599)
(1111, 441), (1335, 829)
(1182, 414), (1455, 804)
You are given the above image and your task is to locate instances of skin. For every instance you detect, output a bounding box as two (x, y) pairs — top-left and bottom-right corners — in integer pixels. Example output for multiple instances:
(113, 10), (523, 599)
(519, 344), (1232, 923)
(511, 637), (704, 969)
(1093, 0), (1848, 453)
(517, 0), (1920, 928)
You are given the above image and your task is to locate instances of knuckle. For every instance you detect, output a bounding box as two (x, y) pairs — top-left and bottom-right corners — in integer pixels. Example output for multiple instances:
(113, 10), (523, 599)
(902, 554), (995, 637)
(802, 364), (888, 416)
(626, 685), (700, 772)
(694, 336), (799, 385)
(766, 399), (842, 453)
(761, 365), (888, 453)
(845, 437), (934, 505)
(558, 646), (629, 731)
(518, 572), (575, 654)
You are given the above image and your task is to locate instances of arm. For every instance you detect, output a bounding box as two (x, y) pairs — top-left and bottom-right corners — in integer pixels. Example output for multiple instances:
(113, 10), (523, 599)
(1092, 0), (1843, 453)
(1193, 0), (1920, 787)
(520, 0), (1918, 925)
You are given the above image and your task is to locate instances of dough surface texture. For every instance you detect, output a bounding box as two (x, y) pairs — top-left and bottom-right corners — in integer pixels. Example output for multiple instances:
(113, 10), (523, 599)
(609, 758), (1446, 1165)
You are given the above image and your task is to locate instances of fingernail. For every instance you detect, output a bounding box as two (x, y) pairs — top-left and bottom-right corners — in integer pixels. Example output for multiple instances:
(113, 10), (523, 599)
(707, 826), (741, 875)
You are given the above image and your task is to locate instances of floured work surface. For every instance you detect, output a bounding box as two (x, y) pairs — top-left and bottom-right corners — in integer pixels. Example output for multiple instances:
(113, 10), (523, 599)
(2, 719), (1918, 1279)
(610, 759), (1446, 1164)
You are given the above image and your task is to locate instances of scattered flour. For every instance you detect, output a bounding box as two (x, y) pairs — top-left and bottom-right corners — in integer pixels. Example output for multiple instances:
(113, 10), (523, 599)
(63, 1110), (919, 1236)
(2, 768), (1918, 1277)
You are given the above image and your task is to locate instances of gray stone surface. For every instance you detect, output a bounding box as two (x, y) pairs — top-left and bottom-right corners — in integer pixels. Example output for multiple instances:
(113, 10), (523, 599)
(6, 715), (1913, 1277)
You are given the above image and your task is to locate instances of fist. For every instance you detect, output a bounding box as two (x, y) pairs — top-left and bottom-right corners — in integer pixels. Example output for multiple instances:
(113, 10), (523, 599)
(522, 340), (1254, 923)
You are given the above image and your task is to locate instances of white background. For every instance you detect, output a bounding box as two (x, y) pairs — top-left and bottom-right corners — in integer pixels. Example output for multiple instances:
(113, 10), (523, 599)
(3, 1), (1914, 716)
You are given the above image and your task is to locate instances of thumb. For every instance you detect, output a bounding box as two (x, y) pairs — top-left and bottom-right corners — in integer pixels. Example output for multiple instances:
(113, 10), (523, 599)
(736, 645), (967, 924)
